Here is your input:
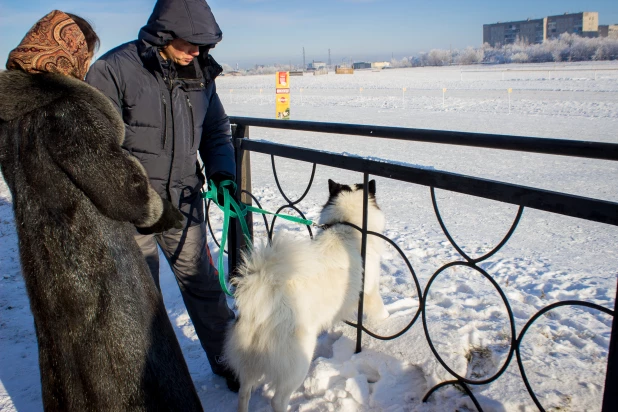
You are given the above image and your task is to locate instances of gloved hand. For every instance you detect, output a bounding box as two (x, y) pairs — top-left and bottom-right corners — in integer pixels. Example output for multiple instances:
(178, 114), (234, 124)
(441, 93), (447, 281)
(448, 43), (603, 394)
(209, 172), (235, 206)
(147, 198), (184, 233)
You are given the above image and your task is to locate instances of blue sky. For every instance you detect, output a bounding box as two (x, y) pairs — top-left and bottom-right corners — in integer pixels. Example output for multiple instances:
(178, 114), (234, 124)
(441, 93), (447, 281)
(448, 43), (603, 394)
(1, 0), (617, 68)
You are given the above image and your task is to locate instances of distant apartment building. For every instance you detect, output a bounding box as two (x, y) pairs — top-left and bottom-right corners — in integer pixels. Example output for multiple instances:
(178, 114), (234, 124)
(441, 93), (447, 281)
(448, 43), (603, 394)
(599, 25), (609, 37)
(546, 12), (598, 39)
(483, 18), (546, 46)
(599, 24), (618, 37)
(483, 12), (599, 46)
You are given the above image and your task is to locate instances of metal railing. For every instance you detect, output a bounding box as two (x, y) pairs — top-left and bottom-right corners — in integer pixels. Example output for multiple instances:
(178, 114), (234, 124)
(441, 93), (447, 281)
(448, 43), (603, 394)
(210, 116), (617, 411)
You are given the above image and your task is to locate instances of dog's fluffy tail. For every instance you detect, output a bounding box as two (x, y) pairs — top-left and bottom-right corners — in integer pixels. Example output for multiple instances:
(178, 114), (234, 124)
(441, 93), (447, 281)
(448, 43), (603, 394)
(231, 232), (309, 344)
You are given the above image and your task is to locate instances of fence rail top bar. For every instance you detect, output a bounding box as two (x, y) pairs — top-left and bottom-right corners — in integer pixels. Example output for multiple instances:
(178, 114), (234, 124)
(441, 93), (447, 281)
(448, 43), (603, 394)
(241, 139), (618, 226)
(230, 117), (618, 161)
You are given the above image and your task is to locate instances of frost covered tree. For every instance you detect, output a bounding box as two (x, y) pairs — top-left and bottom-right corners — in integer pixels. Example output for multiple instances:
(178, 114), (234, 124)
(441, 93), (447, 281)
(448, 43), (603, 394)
(456, 47), (484, 65)
(426, 49), (452, 66)
(510, 52), (529, 63)
(224, 33), (618, 76)
(594, 37), (618, 60)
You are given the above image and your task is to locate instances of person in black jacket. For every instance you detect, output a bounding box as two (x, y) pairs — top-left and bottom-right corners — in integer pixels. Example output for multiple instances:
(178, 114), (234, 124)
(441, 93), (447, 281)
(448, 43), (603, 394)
(86, 0), (239, 391)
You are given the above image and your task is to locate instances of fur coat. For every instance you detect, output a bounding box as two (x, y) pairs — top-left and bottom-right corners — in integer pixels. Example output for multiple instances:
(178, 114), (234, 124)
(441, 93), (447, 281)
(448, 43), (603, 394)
(0, 70), (203, 411)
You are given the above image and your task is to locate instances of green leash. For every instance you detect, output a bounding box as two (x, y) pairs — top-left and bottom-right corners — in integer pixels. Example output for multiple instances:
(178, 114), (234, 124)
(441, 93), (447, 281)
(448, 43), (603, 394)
(203, 179), (315, 296)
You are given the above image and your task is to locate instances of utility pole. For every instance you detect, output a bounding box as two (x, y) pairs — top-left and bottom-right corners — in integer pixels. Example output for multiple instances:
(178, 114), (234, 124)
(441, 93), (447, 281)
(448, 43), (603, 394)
(328, 49), (331, 68)
(303, 47), (306, 72)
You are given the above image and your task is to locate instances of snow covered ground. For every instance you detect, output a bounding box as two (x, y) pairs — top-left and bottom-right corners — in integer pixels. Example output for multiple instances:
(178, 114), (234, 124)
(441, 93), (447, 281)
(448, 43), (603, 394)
(1, 61), (617, 411)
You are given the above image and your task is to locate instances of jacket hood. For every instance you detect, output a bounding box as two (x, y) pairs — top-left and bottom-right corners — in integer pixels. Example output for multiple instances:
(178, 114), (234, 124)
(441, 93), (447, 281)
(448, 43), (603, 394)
(138, 0), (222, 47)
(5, 10), (91, 80)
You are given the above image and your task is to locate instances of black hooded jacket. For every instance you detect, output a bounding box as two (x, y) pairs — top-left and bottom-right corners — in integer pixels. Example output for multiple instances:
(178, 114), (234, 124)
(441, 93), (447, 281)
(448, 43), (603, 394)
(86, 0), (234, 225)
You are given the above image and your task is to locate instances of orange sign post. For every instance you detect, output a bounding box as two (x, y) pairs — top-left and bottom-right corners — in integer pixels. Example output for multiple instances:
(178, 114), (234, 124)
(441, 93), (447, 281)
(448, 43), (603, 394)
(275, 71), (290, 120)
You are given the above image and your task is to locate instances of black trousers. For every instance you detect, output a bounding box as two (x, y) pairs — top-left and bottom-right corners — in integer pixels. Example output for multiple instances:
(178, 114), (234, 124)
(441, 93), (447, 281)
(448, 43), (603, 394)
(134, 221), (234, 376)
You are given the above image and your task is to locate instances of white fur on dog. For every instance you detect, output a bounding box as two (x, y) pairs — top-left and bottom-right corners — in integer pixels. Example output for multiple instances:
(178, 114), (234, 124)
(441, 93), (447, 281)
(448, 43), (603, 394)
(224, 182), (387, 412)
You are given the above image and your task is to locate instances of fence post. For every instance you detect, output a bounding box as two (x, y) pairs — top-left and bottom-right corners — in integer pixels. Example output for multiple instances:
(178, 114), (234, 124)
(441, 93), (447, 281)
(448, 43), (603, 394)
(442, 88), (446, 109)
(602, 278), (618, 411)
(229, 124), (253, 279)
(355, 172), (370, 354)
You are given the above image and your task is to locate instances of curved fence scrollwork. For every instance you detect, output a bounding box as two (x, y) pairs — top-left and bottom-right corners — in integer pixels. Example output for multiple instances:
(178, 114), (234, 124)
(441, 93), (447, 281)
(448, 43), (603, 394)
(268, 155), (316, 239)
(204, 117), (618, 411)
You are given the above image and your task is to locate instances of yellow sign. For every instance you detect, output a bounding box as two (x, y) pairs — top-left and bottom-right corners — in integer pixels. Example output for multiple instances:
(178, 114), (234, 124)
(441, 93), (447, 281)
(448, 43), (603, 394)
(276, 71), (290, 120)
(403, 87), (407, 92)
(443, 88), (447, 93)
(508, 88), (513, 93)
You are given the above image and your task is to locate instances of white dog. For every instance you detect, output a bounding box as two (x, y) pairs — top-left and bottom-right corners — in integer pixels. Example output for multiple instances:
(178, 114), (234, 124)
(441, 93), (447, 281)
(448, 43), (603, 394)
(224, 179), (388, 412)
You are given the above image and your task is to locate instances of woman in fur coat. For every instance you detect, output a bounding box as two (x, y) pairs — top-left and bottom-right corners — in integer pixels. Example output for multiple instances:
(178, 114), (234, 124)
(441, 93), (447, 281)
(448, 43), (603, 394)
(0, 11), (203, 411)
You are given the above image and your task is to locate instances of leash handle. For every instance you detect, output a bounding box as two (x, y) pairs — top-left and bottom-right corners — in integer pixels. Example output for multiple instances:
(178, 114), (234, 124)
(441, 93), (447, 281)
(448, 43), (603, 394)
(203, 179), (245, 296)
(205, 179), (253, 243)
(203, 179), (316, 296)
(218, 185), (233, 296)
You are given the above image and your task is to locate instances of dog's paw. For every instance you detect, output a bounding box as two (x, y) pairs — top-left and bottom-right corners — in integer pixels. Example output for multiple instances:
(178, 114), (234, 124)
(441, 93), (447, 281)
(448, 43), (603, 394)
(366, 307), (390, 321)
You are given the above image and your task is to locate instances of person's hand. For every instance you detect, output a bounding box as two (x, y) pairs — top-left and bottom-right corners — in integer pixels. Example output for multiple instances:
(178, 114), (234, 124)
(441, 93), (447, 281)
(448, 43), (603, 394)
(147, 198), (184, 233)
(209, 172), (235, 206)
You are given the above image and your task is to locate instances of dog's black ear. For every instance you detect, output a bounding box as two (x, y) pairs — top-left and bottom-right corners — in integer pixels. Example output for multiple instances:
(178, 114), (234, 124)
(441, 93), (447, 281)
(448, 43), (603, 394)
(328, 179), (340, 196)
(368, 180), (376, 196)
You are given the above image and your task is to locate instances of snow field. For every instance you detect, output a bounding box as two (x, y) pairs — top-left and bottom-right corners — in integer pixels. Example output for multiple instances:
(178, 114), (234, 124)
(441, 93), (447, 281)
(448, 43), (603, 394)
(1, 61), (617, 411)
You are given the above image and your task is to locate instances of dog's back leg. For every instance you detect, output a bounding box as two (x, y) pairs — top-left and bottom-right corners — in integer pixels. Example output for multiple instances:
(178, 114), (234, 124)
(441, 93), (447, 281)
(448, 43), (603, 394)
(237, 382), (253, 412)
(363, 258), (390, 320)
(270, 332), (314, 412)
(364, 289), (390, 320)
(271, 370), (305, 412)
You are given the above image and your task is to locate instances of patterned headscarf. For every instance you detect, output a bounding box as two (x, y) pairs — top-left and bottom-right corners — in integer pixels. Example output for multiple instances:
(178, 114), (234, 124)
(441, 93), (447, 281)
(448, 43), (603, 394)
(6, 10), (91, 80)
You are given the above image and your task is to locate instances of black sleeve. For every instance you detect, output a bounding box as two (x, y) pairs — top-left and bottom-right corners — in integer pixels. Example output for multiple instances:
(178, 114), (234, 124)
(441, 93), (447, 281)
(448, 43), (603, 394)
(199, 82), (236, 180)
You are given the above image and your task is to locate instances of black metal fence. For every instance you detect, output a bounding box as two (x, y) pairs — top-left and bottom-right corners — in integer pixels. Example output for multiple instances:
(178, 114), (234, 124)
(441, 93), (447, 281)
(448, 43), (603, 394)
(211, 116), (617, 412)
